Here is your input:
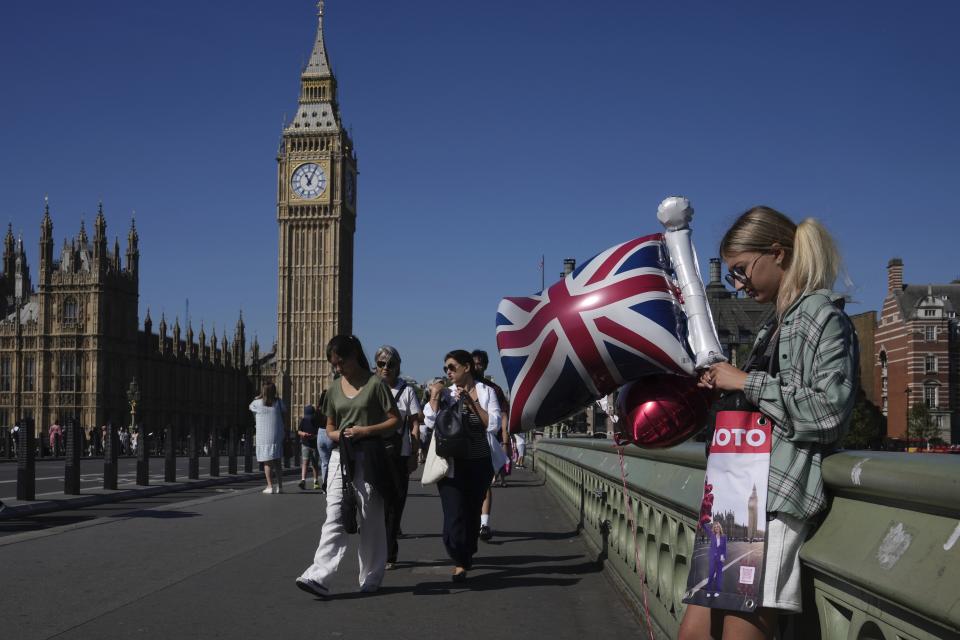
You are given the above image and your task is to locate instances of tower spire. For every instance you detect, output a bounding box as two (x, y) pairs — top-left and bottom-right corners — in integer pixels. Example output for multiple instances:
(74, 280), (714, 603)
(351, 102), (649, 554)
(304, 1), (332, 79)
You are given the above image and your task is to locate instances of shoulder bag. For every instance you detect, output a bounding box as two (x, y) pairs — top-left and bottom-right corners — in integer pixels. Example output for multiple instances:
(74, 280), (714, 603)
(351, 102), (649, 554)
(433, 396), (468, 459)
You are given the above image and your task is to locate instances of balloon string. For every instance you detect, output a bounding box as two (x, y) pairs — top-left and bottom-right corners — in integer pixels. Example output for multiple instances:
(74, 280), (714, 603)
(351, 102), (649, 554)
(616, 445), (656, 640)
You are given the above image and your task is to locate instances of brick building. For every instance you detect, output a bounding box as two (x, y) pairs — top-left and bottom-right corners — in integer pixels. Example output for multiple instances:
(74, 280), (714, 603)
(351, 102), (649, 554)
(874, 258), (960, 443)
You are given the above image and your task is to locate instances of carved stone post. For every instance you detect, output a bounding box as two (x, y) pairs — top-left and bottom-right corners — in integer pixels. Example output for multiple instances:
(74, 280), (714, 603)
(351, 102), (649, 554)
(16, 418), (35, 501)
(64, 419), (81, 495)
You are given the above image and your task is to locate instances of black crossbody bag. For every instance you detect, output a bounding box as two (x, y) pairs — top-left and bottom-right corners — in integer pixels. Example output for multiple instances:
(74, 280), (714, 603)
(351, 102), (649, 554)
(434, 396), (469, 459)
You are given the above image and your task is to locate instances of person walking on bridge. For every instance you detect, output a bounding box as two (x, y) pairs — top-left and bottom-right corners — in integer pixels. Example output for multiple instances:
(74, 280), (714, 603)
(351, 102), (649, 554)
(250, 382), (287, 494)
(471, 350), (510, 541)
(296, 335), (400, 598)
(374, 345), (423, 570)
(426, 349), (507, 581)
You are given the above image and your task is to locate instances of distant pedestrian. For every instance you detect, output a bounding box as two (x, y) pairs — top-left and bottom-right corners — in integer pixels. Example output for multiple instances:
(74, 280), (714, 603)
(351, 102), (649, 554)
(296, 335), (400, 598)
(513, 432), (526, 468)
(425, 349), (507, 581)
(374, 345), (423, 570)
(250, 382), (287, 494)
(49, 421), (62, 457)
(120, 428), (131, 455)
(472, 349), (510, 539)
(298, 405), (323, 491)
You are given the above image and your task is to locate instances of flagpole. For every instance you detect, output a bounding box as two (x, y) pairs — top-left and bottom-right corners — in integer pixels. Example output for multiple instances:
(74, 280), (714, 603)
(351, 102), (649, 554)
(540, 254), (545, 292)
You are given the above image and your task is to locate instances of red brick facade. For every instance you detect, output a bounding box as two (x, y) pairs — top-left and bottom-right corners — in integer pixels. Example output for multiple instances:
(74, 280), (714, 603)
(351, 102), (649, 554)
(874, 259), (960, 443)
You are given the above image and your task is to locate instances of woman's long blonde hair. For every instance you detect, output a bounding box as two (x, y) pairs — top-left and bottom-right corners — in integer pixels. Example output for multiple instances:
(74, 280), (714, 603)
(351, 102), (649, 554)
(720, 206), (841, 316)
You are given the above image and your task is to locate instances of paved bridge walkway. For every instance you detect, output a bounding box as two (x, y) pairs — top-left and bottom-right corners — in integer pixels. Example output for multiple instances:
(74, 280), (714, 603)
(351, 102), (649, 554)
(1, 467), (643, 640)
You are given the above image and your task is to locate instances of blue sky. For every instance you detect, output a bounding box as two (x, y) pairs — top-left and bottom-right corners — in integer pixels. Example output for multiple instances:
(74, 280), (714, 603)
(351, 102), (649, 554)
(2, 1), (958, 384)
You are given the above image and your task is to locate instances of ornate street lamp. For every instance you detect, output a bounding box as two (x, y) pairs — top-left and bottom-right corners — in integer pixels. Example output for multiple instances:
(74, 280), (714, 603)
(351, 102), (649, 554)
(128, 377), (148, 485)
(127, 377), (140, 429)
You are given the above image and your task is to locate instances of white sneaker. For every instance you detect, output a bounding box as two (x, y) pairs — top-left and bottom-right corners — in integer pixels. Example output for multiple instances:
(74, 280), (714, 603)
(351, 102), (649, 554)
(262, 487), (273, 494)
(295, 577), (329, 599)
(273, 486), (281, 494)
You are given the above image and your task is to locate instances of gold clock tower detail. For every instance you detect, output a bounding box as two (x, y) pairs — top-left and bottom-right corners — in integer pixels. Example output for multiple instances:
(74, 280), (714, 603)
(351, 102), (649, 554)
(276, 0), (357, 420)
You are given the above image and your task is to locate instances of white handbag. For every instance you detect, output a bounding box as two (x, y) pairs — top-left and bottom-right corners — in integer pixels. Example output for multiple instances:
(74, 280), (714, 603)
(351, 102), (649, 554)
(421, 434), (452, 485)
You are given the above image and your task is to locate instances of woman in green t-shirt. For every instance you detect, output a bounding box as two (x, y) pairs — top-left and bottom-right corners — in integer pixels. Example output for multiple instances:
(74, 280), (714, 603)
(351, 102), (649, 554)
(296, 335), (400, 598)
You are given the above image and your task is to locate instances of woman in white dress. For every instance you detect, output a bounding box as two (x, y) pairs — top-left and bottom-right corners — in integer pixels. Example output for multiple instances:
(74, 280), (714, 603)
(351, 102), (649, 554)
(250, 382), (287, 494)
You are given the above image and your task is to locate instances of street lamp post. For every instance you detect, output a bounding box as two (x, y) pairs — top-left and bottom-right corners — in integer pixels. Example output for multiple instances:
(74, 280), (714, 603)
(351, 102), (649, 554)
(129, 377), (148, 485)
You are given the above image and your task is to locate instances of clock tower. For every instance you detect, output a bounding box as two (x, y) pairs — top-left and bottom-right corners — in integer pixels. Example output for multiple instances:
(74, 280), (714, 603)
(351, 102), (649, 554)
(276, 0), (358, 420)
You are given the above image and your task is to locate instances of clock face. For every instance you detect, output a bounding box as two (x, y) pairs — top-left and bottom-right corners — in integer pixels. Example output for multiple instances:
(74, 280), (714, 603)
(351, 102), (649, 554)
(345, 172), (356, 206)
(291, 163), (327, 199)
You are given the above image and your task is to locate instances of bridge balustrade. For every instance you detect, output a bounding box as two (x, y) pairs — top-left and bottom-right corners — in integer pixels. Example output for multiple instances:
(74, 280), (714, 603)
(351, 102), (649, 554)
(533, 438), (959, 640)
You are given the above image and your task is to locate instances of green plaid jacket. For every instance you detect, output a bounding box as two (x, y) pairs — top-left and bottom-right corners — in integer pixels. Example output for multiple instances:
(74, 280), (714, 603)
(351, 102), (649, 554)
(743, 289), (859, 521)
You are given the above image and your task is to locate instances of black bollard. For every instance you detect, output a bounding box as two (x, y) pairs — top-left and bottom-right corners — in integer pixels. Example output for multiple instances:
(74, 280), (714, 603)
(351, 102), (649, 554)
(283, 433), (292, 469)
(227, 425), (238, 475)
(165, 425), (176, 483)
(17, 418), (36, 501)
(188, 424), (199, 480)
(64, 420), (82, 494)
(209, 426), (220, 477)
(136, 429), (149, 486)
(244, 426), (253, 473)
(103, 423), (118, 490)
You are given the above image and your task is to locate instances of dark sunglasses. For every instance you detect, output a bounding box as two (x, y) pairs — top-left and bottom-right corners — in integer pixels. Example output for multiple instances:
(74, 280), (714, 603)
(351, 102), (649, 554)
(444, 363), (459, 373)
(724, 253), (766, 288)
(376, 361), (395, 369)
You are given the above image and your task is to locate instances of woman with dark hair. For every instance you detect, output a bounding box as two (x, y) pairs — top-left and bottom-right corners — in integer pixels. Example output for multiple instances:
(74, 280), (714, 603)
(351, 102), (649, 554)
(424, 349), (507, 581)
(249, 382), (287, 494)
(296, 335), (401, 598)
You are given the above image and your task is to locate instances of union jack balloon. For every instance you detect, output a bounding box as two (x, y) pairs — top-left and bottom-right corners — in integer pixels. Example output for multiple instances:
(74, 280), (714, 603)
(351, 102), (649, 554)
(496, 233), (696, 430)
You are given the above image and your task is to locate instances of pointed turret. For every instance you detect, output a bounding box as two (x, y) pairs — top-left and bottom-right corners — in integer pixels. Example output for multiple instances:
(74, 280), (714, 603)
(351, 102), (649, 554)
(144, 307), (153, 336)
(220, 328), (228, 365)
(94, 201), (108, 268)
(2, 224), (14, 277)
(14, 233), (31, 301)
(172, 317), (182, 357)
(159, 312), (168, 354)
(39, 198), (54, 281)
(233, 311), (246, 368)
(126, 215), (139, 276)
(113, 237), (121, 271)
(186, 321), (195, 360)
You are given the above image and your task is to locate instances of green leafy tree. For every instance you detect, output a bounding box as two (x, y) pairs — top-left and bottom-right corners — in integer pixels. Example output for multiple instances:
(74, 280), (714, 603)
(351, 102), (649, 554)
(906, 402), (940, 445)
(843, 391), (884, 449)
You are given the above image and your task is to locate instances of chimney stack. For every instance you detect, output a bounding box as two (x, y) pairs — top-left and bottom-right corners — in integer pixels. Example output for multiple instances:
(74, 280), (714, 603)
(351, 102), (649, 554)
(709, 258), (721, 285)
(887, 258), (904, 293)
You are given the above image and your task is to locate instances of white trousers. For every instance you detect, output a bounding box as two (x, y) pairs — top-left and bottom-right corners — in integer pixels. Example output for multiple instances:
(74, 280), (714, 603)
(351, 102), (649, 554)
(299, 449), (387, 591)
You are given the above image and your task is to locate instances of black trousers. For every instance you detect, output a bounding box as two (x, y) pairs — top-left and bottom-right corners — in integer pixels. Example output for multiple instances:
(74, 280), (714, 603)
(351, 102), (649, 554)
(437, 457), (492, 569)
(384, 455), (410, 563)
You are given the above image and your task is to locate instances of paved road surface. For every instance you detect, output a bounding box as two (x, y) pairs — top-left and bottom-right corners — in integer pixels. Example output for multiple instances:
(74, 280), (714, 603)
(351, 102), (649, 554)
(0, 467), (643, 640)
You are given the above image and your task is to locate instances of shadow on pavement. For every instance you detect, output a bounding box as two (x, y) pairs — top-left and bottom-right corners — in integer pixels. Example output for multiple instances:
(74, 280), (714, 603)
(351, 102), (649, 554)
(110, 510), (200, 519)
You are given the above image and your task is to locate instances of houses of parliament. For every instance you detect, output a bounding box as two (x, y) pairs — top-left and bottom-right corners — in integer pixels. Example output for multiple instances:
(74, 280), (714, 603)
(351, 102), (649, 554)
(0, 1), (354, 436)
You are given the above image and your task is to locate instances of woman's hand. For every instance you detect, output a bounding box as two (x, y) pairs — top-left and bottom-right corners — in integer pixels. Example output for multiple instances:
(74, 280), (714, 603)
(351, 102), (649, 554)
(342, 425), (368, 439)
(429, 381), (445, 402)
(700, 363), (749, 392)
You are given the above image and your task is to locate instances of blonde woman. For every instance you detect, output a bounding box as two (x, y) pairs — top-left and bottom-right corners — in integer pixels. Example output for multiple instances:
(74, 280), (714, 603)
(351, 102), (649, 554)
(249, 382), (287, 494)
(680, 206), (858, 639)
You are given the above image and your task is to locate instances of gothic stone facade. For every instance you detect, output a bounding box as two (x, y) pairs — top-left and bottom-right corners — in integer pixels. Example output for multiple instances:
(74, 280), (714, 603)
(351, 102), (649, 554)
(275, 3), (358, 425)
(0, 205), (252, 441)
(874, 258), (960, 442)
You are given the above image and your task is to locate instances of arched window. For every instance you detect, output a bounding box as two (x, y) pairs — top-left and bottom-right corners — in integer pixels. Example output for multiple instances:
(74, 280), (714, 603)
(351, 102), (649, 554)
(63, 297), (78, 324)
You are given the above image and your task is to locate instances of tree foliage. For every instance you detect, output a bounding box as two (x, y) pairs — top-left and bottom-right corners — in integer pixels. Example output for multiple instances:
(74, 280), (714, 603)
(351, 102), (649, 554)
(843, 391), (884, 449)
(907, 402), (940, 444)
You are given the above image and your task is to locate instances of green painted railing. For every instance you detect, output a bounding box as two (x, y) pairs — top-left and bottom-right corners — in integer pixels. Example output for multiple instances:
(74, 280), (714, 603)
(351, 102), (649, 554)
(533, 438), (960, 640)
